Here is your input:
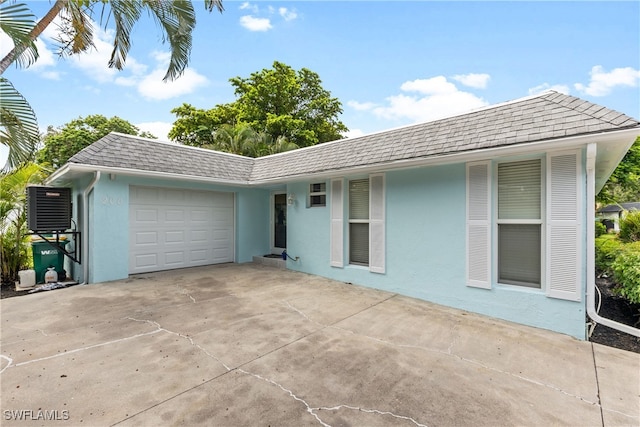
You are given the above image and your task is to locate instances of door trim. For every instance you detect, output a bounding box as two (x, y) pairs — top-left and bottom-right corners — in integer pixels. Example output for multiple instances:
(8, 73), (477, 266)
(271, 191), (287, 254)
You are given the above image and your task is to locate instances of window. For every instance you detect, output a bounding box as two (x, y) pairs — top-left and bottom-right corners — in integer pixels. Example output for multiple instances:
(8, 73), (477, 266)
(466, 151), (581, 301)
(309, 182), (326, 207)
(497, 159), (543, 288)
(349, 179), (369, 265)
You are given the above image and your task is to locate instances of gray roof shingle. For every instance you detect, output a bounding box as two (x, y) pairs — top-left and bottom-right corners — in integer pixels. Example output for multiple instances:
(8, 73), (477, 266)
(69, 133), (254, 182)
(68, 92), (639, 183)
(251, 92), (638, 181)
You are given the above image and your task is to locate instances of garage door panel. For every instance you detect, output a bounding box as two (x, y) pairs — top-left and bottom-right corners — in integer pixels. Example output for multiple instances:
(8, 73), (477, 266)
(134, 253), (158, 269)
(165, 209), (185, 222)
(190, 229), (209, 243)
(129, 187), (234, 274)
(135, 231), (157, 245)
(134, 208), (158, 223)
(165, 251), (185, 265)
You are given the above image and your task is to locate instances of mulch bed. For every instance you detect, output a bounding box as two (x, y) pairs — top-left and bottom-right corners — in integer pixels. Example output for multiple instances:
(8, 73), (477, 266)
(590, 275), (640, 353)
(2, 276), (639, 353)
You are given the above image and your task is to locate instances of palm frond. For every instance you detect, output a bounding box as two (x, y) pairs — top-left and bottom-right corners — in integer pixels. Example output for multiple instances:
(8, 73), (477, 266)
(0, 1), (39, 69)
(141, 0), (196, 81)
(0, 78), (39, 169)
(106, 0), (142, 71)
(60, 1), (95, 55)
(204, 0), (225, 13)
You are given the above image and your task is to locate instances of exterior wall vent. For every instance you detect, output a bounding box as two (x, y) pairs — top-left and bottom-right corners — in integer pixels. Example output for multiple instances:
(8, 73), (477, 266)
(27, 186), (72, 232)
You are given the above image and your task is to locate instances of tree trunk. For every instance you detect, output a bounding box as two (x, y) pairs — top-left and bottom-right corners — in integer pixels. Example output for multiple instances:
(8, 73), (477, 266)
(0, 0), (67, 75)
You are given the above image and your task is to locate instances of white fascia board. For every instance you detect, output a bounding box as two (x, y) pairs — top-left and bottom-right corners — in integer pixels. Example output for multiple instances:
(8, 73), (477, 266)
(47, 163), (252, 187)
(252, 127), (640, 185)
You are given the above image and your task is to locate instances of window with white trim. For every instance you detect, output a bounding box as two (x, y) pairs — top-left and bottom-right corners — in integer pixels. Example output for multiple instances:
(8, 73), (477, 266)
(349, 179), (369, 265)
(309, 182), (326, 207)
(497, 159), (543, 288)
(466, 150), (581, 301)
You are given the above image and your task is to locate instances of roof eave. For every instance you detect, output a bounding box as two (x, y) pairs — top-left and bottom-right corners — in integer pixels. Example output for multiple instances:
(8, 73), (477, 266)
(46, 163), (253, 187)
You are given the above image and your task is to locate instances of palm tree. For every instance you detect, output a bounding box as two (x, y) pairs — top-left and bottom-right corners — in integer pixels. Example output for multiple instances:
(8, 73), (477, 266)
(210, 124), (260, 156)
(264, 134), (299, 156)
(0, 0), (224, 169)
(0, 162), (48, 282)
(1, 0), (224, 79)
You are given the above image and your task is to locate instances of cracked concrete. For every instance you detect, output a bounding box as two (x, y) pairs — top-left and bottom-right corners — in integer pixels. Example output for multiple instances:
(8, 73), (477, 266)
(1, 263), (638, 426)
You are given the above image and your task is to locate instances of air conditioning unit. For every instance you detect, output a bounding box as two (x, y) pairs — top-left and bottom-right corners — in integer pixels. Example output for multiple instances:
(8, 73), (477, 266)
(27, 186), (72, 232)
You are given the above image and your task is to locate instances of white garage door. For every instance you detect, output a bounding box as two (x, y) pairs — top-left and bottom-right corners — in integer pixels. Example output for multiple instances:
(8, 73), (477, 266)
(129, 186), (234, 274)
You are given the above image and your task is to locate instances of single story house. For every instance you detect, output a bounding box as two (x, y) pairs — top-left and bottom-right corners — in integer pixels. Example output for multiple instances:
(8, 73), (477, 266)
(47, 91), (640, 339)
(597, 202), (640, 232)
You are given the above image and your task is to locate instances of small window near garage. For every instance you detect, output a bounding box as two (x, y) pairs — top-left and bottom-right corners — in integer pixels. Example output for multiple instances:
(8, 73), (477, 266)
(309, 182), (326, 207)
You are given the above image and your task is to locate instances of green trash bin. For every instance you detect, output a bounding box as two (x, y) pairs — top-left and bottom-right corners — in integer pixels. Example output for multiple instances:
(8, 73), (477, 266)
(32, 240), (68, 284)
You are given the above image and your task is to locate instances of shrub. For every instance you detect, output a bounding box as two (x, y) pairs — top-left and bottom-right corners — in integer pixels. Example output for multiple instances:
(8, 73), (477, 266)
(595, 234), (624, 274)
(612, 242), (640, 304)
(619, 209), (640, 243)
(0, 223), (31, 284)
(595, 220), (607, 237)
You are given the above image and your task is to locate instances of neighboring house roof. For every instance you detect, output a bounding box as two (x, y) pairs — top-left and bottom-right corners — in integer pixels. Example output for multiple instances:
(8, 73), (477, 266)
(52, 91), (639, 186)
(597, 202), (640, 213)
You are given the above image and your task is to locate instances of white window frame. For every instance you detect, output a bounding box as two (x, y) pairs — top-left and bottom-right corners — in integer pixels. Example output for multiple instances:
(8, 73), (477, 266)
(493, 157), (546, 290)
(348, 178), (370, 267)
(308, 182), (327, 207)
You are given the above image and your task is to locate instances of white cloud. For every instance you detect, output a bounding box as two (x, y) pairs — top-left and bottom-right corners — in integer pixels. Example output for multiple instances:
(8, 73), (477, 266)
(279, 7), (298, 21)
(400, 76), (458, 95)
(350, 75), (488, 124)
(528, 83), (570, 96)
(137, 67), (208, 101)
(239, 2), (258, 13)
(452, 73), (490, 89)
(347, 101), (378, 111)
(574, 65), (640, 97)
(240, 15), (273, 32)
(136, 121), (173, 141)
(343, 129), (365, 139)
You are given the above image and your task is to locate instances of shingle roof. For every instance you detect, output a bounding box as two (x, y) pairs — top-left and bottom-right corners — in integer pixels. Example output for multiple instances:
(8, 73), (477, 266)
(597, 202), (640, 213)
(67, 91), (638, 183)
(69, 132), (254, 182)
(251, 91), (639, 181)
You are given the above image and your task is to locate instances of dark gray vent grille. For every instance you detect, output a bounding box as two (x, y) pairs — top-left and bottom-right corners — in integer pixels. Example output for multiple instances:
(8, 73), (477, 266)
(27, 186), (72, 232)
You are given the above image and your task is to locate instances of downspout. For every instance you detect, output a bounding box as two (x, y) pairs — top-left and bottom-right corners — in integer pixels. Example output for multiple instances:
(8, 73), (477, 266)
(586, 143), (640, 337)
(80, 171), (100, 285)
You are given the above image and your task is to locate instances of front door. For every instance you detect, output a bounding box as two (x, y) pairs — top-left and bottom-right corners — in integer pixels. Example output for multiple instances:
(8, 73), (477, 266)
(272, 193), (287, 253)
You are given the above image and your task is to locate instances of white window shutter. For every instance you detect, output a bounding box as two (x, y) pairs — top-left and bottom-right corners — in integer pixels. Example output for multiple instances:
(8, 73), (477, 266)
(330, 178), (344, 267)
(546, 151), (581, 301)
(466, 161), (491, 289)
(369, 174), (385, 274)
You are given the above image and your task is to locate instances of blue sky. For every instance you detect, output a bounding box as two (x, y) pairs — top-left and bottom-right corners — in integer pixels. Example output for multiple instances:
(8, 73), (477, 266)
(2, 1), (639, 163)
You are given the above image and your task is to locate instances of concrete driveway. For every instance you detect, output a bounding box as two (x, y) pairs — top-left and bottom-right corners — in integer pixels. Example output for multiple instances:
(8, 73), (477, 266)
(1, 264), (638, 426)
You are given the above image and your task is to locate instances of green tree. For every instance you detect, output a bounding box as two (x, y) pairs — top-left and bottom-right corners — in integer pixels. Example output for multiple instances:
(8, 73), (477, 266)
(37, 115), (156, 168)
(1, 0), (224, 169)
(170, 61), (348, 151)
(0, 162), (48, 283)
(597, 137), (640, 204)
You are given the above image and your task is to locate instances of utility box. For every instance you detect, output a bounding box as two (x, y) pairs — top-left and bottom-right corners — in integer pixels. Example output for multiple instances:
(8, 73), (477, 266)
(27, 186), (72, 232)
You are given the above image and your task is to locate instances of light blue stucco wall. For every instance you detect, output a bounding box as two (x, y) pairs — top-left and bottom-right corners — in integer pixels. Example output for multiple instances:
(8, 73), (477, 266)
(72, 174), (270, 284)
(286, 160), (588, 339)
